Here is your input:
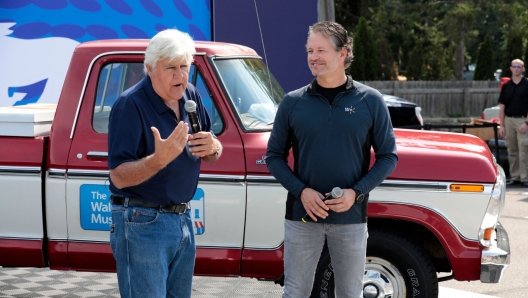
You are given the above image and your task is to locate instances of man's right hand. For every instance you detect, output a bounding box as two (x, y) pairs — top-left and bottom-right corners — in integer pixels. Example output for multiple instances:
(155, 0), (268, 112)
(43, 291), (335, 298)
(300, 187), (330, 222)
(110, 122), (190, 189)
(151, 121), (189, 167)
(499, 126), (506, 139)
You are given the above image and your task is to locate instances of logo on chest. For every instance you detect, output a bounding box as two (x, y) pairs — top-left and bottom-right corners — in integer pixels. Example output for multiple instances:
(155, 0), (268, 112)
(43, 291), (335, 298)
(344, 105), (355, 114)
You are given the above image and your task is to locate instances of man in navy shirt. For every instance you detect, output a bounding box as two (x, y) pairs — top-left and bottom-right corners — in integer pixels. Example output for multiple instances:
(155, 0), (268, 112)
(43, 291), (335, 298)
(267, 22), (397, 297)
(108, 29), (222, 298)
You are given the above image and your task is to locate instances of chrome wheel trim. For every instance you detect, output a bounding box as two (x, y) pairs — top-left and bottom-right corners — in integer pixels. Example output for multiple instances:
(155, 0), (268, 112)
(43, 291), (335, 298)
(363, 256), (406, 298)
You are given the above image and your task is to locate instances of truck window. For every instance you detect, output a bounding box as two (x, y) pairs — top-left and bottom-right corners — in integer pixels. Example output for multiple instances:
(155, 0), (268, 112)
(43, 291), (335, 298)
(213, 58), (284, 132)
(190, 65), (224, 134)
(92, 63), (223, 134)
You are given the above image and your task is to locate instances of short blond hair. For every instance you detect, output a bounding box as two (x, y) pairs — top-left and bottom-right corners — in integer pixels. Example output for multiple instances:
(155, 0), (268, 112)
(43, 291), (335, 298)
(511, 59), (524, 67)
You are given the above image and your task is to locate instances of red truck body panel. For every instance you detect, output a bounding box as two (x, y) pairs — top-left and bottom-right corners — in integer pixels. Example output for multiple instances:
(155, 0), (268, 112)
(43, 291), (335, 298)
(0, 136), (46, 167)
(388, 129), (497, 183)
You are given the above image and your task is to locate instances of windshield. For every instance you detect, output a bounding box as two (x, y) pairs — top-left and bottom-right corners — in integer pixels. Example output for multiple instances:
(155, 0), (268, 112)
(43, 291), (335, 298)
(214, 58), (284, 131)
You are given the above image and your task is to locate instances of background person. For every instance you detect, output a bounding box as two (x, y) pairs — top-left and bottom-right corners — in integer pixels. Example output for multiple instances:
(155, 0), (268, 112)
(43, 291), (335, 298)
(108, 29), (222, 298)
(499, 59), (528, 187)
(266, 21), (398, 297)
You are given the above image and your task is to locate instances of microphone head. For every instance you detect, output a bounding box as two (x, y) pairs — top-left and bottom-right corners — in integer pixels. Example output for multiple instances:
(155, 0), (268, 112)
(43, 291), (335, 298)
(331, 187), (343, 198)
(184, 100), (197, 113)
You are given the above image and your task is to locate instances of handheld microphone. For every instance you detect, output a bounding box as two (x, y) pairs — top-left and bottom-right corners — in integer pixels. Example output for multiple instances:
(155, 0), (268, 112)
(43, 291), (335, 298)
(184, 100), (201, 133)
(302, 187), (343, 223)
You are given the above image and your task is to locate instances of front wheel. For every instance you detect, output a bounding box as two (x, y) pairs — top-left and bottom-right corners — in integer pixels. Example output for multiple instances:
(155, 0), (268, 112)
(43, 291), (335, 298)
(311, 229), (438, 298)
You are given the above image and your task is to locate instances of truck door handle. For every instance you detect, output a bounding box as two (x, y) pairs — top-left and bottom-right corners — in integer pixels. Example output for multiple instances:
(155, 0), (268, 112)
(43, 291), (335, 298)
(87, 151), (108, 158)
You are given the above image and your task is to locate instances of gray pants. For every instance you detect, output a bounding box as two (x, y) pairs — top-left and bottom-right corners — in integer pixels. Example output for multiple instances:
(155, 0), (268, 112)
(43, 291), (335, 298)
(282, 220), (368, 298)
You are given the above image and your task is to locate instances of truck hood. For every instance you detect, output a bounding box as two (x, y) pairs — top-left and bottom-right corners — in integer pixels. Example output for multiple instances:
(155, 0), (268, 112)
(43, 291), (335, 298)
(385, 129), (497, 183)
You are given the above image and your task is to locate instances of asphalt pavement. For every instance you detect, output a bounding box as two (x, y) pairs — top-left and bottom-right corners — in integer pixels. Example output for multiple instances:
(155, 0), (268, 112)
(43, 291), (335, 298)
(0, 267), (500, 298)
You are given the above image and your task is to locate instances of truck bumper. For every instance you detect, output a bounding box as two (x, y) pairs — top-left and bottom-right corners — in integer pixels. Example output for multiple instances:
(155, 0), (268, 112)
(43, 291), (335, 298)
(480, 222), (510, 283)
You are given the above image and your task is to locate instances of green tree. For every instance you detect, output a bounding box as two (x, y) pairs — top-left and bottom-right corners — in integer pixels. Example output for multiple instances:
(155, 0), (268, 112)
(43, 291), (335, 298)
(467, 2), (503, 68)
(407, 42), (424, 80)
(350, 17), (378, 80)
(383, 0), (424, 78)
(424, 44), (453, 81)
(524, 38), (528, 65)
(442, 1), (478, 80)
(474, 35), (495, 80)
(333, 0), (527, 81)
(501, 34), (523, 78)
(370, 6), (397, 80)
(334, 0), (382, 29)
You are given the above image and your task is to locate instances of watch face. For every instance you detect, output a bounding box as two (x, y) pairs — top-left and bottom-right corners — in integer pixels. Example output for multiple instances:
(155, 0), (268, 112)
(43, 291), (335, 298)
(356, 193), (364, 203)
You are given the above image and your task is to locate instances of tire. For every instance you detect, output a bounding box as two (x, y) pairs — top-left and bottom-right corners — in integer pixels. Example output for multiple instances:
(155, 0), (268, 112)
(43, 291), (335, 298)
(311, 230), (438, 298)
(311, 241), (335, 298)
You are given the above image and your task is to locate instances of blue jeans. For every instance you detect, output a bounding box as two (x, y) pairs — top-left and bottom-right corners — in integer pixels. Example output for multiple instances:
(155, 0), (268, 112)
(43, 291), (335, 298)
(282, 220), (368, 298)
(110, 203), (195, 298)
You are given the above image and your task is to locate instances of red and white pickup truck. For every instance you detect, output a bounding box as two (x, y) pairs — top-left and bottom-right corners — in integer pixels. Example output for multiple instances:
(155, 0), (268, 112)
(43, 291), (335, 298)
(0, 40), (509, 298)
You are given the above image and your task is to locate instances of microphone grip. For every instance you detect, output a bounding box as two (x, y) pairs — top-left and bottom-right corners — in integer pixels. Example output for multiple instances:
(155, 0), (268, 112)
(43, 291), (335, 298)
(301, 193), (334, 223)
(188, 112), (200, 133)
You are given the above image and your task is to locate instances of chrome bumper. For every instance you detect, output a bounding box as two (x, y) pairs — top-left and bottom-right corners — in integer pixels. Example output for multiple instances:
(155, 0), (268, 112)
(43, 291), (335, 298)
(480, 222), (510, 283)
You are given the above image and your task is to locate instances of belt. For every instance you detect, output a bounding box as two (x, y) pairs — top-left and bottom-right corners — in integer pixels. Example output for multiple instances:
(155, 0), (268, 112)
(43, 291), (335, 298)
(111, 195), (189, 214)
(507, 115), (526, 118)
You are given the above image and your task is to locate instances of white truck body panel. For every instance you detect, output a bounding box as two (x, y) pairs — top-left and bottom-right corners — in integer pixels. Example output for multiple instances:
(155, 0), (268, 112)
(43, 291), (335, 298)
(0, 170), (43, 239)
(0, 104), (56, 137)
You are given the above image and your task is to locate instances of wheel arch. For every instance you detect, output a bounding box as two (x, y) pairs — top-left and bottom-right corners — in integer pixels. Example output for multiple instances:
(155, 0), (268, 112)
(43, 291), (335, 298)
(368, 217), (452, 273)
(368, 202), (482, 281)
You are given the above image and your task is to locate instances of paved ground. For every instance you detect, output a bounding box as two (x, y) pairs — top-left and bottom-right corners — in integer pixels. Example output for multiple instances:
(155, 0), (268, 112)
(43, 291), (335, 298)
(0, 266), (499, 298)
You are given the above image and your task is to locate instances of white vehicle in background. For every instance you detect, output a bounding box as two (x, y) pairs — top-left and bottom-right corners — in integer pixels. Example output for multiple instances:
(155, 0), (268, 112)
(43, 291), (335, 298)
(482, 105), (500, 121)
(482, 77), (511, 121)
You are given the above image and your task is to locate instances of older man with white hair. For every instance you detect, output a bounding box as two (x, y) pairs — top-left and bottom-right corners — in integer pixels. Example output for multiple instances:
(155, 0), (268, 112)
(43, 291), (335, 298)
(108, 29), (222, 298)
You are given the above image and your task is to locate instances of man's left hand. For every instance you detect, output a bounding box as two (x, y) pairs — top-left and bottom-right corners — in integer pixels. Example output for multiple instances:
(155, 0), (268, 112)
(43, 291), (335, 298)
(188, 132), (218, 157)
(325, 188), (356, 213)
(520, 122), (528, 134)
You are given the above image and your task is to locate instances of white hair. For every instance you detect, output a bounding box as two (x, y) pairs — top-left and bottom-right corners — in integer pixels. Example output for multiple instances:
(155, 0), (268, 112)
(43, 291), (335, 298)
(144, 29), (196, 74)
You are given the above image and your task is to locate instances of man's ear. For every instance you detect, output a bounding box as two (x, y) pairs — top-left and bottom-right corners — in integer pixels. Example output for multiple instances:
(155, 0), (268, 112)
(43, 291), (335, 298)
(340, 48), (347, 59)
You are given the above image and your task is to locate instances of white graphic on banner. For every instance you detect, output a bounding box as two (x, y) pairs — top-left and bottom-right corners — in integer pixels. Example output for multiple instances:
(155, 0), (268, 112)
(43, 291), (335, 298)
(0, 23), (79, 107)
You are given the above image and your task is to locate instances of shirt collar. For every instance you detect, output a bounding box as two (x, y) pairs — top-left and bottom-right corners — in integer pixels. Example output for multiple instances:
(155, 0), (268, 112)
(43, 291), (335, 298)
(307, 74), (354, 94)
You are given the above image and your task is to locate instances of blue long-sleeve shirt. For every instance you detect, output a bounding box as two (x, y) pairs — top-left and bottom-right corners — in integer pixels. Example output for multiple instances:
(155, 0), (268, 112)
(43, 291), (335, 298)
(266, 76), (398, 224)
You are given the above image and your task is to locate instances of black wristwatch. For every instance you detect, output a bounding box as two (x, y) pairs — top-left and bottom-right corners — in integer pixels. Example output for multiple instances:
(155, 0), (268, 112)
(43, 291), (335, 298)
(353, 189), (365, 204)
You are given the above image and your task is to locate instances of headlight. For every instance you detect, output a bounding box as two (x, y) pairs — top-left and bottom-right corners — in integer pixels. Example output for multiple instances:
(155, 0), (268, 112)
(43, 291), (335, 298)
(415, 107), (424, 126)
(478, 166), (506, 247)
(385, 101), (401, 107)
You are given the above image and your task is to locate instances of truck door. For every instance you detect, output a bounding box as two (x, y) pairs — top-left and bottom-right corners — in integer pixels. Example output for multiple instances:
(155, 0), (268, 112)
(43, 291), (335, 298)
(64, 53), (246, 275)
(210, 57), (287, 279)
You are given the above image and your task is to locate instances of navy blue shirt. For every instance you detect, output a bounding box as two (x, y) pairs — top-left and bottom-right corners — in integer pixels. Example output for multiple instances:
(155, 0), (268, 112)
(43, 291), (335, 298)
(266, 76), (398, 224)
(108, 76), (212, 205)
